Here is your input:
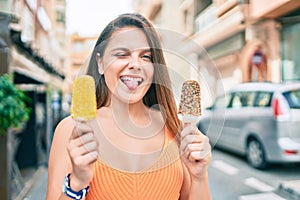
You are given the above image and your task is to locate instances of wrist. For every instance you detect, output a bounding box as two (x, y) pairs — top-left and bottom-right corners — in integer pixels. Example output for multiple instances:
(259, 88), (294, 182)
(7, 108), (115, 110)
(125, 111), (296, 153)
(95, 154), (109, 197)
(191, 171), (209, 183)
(189, 172), (211, 200)
(62, 173), (90, 199)
(70, 174), (90, 191)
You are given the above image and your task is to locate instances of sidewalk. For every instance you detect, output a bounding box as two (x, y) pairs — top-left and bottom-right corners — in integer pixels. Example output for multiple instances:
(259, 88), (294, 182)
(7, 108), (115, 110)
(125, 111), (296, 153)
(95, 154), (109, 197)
(278, 180), (300, 200)
(15, 166), (48, 200)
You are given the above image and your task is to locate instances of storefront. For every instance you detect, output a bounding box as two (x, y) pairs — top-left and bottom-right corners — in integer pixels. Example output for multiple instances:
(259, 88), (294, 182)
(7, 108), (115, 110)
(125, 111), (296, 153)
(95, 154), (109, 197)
(198, 31), (246, 97)
(238, 18), (284, 84)
(280, 9), (300, 81)
(0, 12), (65, 199)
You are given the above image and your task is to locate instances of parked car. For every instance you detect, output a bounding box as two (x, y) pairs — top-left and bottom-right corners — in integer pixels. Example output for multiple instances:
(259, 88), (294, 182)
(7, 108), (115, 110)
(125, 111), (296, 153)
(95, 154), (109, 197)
(197, 82), (300, 169)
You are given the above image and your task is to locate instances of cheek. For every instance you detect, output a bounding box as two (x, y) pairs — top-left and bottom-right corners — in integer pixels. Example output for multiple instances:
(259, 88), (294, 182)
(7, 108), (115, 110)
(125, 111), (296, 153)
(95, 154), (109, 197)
(103, 68), (119, 91)
(146, 67), (155, 83)
(104, 57), (128, 70)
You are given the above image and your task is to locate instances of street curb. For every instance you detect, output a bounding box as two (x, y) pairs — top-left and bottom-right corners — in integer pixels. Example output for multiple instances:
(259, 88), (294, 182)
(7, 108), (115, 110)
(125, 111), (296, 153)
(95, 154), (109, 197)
(277, 180), (300, 200)
(14, 166), (47, 200)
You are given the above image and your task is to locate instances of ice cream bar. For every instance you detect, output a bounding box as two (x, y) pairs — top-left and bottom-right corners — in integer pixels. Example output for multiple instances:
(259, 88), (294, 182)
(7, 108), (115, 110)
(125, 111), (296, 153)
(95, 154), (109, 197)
(70, 75), (97, 121)
(178, 80), (201, 123)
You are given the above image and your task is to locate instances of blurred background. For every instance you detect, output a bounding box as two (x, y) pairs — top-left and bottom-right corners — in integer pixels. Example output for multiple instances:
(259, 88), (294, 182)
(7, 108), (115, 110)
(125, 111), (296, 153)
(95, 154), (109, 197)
(1, 0), (300, 199)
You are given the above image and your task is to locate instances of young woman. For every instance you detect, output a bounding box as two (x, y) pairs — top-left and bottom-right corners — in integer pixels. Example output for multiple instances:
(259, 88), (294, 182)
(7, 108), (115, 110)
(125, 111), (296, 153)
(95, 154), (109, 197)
(47, 13), (211, 200)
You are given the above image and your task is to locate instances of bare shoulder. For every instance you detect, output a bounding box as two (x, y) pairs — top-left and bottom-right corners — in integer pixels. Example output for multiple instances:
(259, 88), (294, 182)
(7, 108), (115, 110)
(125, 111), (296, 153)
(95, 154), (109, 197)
(54, 116), (75, 136)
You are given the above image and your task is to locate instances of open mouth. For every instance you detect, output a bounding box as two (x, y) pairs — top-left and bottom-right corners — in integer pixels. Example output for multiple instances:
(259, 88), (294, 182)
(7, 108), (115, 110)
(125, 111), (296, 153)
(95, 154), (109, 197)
(120, 76), (143, 90)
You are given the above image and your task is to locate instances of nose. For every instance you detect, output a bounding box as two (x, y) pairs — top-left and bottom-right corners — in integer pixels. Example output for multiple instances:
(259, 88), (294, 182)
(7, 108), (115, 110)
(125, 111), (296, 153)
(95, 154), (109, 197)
(128, 54), (141, 71)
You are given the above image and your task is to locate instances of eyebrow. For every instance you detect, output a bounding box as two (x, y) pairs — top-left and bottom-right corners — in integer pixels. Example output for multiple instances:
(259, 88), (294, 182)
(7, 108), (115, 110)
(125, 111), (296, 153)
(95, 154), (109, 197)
(111, 47), (151, 53)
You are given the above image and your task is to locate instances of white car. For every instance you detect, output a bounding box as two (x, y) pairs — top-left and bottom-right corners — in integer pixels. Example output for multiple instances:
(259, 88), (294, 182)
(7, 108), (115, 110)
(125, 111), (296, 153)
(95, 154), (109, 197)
(198, 82), (300, 169)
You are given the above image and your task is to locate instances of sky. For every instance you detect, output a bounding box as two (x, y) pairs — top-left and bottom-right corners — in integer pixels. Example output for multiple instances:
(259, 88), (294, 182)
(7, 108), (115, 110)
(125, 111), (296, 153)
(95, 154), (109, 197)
(66, 0), (134, 36)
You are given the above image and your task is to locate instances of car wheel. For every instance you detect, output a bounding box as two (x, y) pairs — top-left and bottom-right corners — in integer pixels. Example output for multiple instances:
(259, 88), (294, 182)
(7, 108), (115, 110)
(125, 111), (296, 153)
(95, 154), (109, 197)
(246, 139), (268, 169)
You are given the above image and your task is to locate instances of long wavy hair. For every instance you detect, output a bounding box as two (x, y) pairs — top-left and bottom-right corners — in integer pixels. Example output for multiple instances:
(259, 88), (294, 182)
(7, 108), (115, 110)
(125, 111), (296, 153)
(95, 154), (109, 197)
(86, 13), (181, 140)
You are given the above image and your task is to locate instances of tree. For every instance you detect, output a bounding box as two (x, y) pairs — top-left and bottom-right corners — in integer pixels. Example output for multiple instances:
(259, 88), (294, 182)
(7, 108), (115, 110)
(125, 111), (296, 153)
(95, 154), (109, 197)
(0, 73), (31, 135)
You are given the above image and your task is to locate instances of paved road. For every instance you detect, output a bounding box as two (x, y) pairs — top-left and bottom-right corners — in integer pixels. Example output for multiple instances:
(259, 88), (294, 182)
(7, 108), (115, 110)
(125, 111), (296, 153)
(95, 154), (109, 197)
(208, 148), (300, 200)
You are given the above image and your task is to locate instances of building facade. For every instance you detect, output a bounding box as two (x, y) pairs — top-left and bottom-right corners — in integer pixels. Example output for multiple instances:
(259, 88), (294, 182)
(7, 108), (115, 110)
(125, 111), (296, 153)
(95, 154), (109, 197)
(134, 0), (300, 106)
(0, 0), (67, 199)
(67, 33), (97, 87)
(195, 0), (300, 96)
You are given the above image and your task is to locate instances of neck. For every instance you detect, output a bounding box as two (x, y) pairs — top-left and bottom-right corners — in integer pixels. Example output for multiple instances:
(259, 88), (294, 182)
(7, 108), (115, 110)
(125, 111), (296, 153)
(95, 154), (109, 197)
(109, 96), (150, 125)
(106, 96), (165, 138)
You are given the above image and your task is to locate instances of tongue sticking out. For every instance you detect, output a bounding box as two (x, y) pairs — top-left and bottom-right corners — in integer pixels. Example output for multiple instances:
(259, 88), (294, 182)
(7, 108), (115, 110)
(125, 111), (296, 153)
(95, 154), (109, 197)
(123, 80), (139, 90)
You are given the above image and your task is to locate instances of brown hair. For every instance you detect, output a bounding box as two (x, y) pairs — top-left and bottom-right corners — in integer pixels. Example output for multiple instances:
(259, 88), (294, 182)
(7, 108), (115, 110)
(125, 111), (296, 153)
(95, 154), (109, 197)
(86, 13), (181, 139)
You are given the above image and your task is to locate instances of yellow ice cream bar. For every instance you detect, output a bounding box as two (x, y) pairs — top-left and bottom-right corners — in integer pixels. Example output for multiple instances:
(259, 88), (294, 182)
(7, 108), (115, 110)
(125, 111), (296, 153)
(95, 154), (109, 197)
(71, 75), (97, 121)
(178, 80), (201, 123)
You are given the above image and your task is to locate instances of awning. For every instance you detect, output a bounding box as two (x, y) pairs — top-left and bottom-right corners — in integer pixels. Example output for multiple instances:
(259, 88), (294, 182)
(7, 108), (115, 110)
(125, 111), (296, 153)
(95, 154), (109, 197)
(9, 29), (65, 88)
(13, 70), (43, 84)
(11, 48), (64, 88)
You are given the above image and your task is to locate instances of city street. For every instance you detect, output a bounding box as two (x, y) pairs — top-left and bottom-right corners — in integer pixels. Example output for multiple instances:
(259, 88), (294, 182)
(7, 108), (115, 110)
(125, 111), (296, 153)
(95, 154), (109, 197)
(208, 148), (300, 200)
(2, 1), (300, 199)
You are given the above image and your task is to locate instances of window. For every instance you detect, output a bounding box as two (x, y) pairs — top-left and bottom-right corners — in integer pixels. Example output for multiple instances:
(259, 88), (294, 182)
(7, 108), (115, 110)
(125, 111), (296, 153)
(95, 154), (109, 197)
(282, 22), (300, 81)
(72, 41), (83, 52)
(230, 92), (256, 108)
(283, 90), (300, 109)
(231, 93), (242, 108)
(56, 10), (65, 23)
(255, 92), (272, 107)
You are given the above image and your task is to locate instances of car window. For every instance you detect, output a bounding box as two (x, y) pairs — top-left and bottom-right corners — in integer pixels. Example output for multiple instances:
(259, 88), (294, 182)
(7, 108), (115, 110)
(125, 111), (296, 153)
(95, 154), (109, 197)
(214, 94), (231, 109)
(231, 93), (242, 108)
(255, 92), (272, 107)
(230, 92), (255, 108)
(283, 89), (300, 109)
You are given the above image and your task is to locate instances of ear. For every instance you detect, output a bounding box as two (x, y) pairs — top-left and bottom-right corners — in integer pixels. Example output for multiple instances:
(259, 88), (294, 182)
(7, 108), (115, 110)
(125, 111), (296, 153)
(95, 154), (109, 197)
(96, 53), (104, 74)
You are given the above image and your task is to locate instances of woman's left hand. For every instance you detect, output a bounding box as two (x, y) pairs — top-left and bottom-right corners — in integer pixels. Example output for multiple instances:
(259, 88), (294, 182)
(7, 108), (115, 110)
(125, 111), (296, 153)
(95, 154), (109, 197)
(180, 124), (212, 180)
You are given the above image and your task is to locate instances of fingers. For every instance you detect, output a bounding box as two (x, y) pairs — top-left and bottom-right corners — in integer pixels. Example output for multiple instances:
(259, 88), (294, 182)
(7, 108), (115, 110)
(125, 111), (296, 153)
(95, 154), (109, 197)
(70, 148), (98, 166)
(188, 139), (211, 161)
(68, 121), (99, 167)
(68, 133), (99, 163)
(180, 125), (211, 162)
(181, 135), (203, 152)
(70, 121), (93, 139)
(181, 125), (198, 139)
(71, 132), (97, 147)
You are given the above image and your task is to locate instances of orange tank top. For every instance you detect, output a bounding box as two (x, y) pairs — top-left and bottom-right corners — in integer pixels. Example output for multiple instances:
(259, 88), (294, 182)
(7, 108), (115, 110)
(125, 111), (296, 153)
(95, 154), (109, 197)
(86, 128), (183, 200)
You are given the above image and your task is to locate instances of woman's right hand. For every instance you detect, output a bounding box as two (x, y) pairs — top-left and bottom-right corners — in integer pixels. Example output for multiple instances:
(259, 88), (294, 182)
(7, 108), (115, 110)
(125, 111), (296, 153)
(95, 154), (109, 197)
(67, 121), (99, 190)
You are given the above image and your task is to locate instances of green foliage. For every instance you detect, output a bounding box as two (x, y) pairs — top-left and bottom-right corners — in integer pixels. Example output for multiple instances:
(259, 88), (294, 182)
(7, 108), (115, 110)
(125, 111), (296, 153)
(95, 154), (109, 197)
(0, 74), (31, 135)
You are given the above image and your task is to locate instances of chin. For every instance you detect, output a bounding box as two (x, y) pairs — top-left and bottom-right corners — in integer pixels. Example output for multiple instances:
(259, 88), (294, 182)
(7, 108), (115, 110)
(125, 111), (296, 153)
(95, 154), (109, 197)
(114, 87), (146, 104)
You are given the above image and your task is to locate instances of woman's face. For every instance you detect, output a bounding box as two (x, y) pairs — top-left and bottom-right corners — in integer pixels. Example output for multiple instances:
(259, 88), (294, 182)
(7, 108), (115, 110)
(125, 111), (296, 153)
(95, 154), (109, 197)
(97, 27), (154, 104)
